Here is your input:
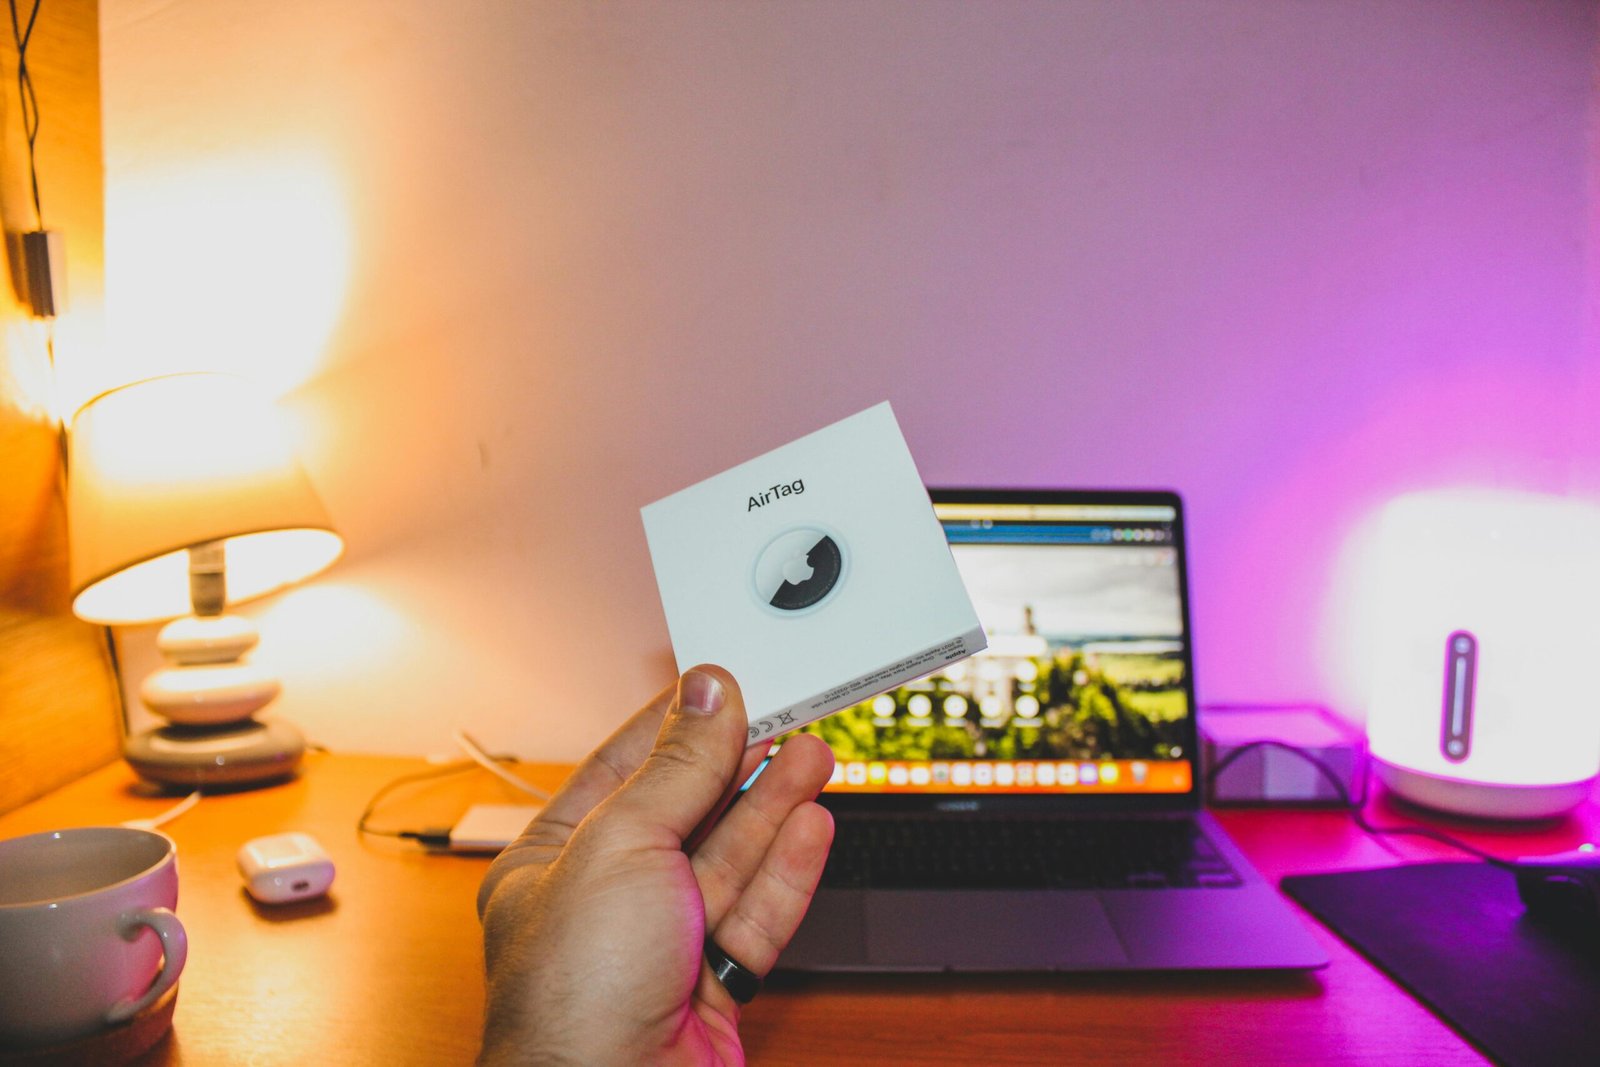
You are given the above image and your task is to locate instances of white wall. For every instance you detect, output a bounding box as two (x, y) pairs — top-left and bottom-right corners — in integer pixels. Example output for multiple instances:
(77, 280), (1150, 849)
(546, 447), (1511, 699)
(97, 1), (1599, 760)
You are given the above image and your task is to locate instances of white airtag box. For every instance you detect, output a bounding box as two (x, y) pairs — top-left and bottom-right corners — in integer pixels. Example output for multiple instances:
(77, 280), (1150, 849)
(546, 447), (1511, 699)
(642, 402), (985, 745)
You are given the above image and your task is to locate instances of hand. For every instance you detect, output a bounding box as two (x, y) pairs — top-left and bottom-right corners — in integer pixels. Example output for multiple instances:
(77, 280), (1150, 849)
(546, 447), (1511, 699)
(477, 665), (835, 1066)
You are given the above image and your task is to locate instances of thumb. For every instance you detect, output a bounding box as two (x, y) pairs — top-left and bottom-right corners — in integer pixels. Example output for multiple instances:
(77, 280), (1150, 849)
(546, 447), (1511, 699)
(600, 665), (748, 845)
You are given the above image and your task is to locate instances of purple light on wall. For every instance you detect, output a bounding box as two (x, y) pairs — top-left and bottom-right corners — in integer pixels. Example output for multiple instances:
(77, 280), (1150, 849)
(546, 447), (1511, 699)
(1188, 361), (1586, 723)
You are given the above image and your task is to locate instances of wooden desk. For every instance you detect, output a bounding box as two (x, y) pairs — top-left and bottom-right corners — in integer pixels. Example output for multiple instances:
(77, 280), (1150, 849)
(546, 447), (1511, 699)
(2, 755), (1595, 1066)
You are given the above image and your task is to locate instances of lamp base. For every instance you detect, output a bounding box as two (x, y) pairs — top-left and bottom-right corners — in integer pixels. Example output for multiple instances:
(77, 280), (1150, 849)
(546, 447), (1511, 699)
(124, 718), (305, 791)
(1373, 759), (1596, 821)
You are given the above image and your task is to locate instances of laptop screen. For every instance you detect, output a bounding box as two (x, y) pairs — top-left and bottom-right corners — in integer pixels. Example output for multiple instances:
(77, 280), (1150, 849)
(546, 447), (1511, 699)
(778, 489), (1199, 803)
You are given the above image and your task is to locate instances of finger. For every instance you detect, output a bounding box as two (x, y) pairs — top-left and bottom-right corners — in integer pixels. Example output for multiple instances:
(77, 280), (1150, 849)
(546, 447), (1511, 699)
(703, 800), (834, 994)
(478, 677), (676, 918)
(683, 741), (771, 854)
(523, 678), (677, 839)
(599, 664), (749, 847)
(691, 733), (834, 925)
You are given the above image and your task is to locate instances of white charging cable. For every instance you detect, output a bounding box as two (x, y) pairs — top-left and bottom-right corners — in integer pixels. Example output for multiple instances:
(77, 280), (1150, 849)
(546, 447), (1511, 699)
(453, 730), (551, 801)
(122, 790), (202, 832)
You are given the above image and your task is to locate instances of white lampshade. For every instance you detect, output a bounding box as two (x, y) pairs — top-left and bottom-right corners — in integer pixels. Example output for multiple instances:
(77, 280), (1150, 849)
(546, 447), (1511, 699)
(68, 373), (343, 623)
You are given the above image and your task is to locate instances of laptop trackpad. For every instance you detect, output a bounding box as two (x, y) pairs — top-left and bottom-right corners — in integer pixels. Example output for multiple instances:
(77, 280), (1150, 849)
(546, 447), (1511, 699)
(865, 891), (1128, 969)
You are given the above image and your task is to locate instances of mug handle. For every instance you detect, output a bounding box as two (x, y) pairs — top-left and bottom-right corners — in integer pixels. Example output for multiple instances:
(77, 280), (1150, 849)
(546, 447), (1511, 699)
(105, 907), (189, 1024)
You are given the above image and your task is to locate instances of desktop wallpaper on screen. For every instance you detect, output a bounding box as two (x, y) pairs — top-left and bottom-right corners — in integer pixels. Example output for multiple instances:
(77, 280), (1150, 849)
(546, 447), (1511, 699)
(781, 499), (1195, 796)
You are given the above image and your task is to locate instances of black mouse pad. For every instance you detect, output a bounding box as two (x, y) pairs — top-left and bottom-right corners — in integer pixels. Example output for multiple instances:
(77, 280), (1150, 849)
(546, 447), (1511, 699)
(1280, 862), (1600, 1067)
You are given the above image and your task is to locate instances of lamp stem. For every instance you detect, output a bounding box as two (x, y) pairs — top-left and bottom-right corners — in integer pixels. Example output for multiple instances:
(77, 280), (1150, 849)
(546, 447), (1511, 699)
(188, 541), (227, 617)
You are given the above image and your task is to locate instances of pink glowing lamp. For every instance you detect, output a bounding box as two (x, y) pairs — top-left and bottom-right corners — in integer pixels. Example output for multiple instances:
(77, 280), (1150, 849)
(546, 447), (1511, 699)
(1366, 489), (1600, 820)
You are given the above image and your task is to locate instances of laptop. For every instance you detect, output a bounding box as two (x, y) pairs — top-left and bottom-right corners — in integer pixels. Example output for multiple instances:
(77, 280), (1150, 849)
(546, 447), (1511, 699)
(773, 488), (1328, 972)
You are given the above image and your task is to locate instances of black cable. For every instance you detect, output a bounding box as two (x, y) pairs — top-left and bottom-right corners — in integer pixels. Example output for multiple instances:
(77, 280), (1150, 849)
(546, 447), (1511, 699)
(8, 0), (45, 227)
(357, 750), (533, 848)
(356, 759), (479, 843)
(102, 626), (130, 738)
(1206, 738), (1514, 870)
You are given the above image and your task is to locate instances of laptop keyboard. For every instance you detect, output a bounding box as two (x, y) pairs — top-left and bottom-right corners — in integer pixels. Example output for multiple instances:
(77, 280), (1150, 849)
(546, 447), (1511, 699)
(820, 816), (1243, 891)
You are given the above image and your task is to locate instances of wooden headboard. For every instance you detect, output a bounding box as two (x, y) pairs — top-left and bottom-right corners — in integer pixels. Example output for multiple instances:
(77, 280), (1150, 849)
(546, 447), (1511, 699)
(0, 0), (122, 813)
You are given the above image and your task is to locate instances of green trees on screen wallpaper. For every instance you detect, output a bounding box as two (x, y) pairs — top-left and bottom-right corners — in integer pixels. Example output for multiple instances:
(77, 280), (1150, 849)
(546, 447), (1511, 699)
(793, 649), (1188, 762)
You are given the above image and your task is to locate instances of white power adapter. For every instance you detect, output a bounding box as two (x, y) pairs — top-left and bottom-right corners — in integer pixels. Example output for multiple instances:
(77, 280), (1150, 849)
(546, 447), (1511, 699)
(237, 832), (336, 904)
(1201, 704), (1365, 806)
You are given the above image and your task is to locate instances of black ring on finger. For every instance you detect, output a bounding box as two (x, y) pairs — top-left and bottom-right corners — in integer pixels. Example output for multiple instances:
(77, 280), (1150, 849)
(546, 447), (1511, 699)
(704, 937), (762, 1004)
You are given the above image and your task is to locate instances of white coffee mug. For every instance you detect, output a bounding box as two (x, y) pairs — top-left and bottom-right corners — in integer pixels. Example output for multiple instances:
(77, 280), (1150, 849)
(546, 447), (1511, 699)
(0, 826), (188, 1047)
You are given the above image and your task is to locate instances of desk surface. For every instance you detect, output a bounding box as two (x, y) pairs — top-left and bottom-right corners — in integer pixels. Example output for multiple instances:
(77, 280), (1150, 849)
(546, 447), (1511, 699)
(2, 754), (1595, 1066)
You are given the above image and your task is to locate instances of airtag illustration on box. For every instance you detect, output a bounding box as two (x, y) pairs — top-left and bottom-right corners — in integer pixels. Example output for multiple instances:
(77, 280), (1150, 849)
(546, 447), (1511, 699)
(642, 402), (985, 744)
(753, 526), (845, 613)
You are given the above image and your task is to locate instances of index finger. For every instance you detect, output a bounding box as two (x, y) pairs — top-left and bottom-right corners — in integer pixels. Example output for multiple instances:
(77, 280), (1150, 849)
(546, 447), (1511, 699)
(479, 678), (677, 916)
(529, 677), (678, 840)
(470, 675), (678, 921)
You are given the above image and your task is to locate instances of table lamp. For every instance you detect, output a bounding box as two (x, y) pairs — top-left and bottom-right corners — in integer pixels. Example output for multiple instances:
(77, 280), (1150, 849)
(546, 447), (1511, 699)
(1365, 489), (1600, 819)
(67, 372), (344, 789)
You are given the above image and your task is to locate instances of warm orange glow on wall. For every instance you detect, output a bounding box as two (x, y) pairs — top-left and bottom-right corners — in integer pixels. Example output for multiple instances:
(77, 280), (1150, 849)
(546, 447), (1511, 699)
(0, 320), (59, 421)
(74, 151), (353, 412)
(251, 581), (413, 684)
